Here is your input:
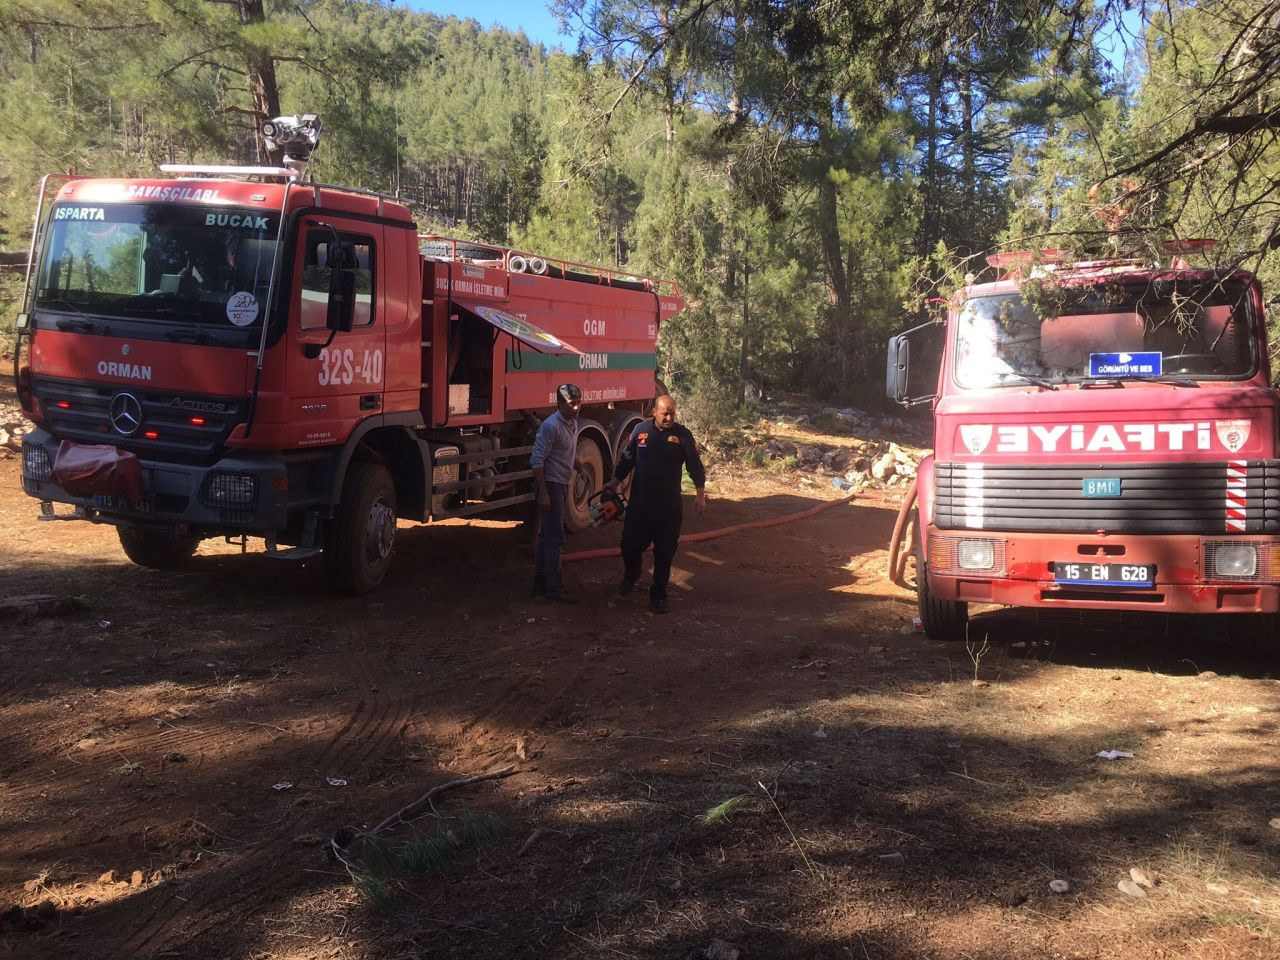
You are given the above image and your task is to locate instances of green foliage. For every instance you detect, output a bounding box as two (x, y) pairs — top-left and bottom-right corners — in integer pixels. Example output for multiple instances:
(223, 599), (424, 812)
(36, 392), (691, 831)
(348, 808), (509, 913)
(672, 378), (740, 445)
(459, 810), (508, 849)
(352, 870), (398, 914)
(700, 794), (752, 825)
(398, 834), (454, 876)
(0, 271), (24, 338)
(2, 0), (1274, 396)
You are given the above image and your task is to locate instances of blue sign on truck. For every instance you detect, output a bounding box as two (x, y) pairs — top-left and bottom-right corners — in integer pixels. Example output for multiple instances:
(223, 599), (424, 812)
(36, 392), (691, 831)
(1088, 352), (1163, 378)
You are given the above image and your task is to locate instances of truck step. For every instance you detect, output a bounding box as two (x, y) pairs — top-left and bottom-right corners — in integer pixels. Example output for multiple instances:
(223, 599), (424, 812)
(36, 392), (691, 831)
(265, 545), (323, 561)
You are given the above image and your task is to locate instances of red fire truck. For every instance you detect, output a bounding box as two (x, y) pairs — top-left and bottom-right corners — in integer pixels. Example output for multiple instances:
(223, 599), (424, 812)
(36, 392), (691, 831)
(887, 245), (1277, 643)
(14, 116), (682, 593)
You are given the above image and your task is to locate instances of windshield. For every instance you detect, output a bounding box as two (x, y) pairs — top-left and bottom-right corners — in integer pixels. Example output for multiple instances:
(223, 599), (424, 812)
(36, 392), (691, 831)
(953, 278), (1255, 387)
(35, 202), (278, 328)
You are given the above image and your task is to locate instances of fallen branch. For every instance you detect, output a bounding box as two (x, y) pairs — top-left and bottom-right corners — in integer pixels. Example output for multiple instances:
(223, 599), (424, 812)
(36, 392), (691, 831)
(364, 767), (516, 840)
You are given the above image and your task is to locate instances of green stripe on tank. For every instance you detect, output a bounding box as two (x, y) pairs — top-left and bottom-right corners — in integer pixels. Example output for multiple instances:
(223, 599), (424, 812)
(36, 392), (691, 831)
(506, 351), (658, 372)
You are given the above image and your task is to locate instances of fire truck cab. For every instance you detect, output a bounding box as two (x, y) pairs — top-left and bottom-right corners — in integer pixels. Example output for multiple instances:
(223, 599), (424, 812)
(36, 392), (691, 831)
(887, 246), (1278, 643)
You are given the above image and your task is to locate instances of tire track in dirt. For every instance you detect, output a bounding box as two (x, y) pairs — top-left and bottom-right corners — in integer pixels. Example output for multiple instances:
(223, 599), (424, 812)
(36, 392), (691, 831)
(107, 552), (545, 953)
(449, 645), (591, 763)
(42, 536), (572, 955)
(118, 616), (416, 956)
(0, 689), (322, 810)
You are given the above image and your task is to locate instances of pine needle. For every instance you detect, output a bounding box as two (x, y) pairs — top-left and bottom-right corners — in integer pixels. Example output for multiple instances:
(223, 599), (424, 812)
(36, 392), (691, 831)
(361, 836), (400, 877)
(460, 811), (508, 848)
(399, 835), (454, 876)
(353, 871), (398, 914)
(700, 794), (752, 825)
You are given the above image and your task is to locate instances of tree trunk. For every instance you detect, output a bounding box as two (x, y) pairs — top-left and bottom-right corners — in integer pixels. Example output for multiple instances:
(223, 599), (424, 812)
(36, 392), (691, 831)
(961, 64), (974, 209)
(663, 73), (676, 155)
(232, 0), (282, 163)
(658, 5), (677, 155)
(922, 49), (942, 254)
(817, 120), (852, 392)
(737, 249), (750, 407)
(726, 0), (749, 402)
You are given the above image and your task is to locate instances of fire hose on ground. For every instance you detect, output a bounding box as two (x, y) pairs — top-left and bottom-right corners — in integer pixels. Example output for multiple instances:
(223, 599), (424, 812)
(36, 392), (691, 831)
(885, 477), (917, 589)
(560, 490), (860, 563)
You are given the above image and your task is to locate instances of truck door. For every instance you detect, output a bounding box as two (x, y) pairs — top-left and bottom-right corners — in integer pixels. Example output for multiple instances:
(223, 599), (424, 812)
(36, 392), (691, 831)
(288, 220), (386, 446)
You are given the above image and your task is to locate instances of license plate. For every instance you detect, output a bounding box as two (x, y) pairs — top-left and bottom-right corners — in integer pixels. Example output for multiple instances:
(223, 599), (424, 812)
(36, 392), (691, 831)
(1053, 562), (1155, 587)
(91, 494), (154, 514)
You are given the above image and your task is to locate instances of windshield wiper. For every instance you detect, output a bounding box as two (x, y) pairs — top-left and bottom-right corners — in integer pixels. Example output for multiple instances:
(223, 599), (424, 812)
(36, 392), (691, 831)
(142, 304), (207, 323)
(39, 298), (107, 333)
(165, 328), (215, 345)
(1002, 374), (1058, 390)
(1080, 376), (1199, 388)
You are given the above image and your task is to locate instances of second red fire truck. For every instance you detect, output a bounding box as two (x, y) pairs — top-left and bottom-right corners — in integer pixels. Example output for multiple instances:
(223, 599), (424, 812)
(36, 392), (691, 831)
(888, 243), (1277, 644)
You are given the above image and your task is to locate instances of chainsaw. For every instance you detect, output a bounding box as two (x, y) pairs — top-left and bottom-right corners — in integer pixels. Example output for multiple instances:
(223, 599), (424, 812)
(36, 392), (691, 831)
(588, 488), (628, 526)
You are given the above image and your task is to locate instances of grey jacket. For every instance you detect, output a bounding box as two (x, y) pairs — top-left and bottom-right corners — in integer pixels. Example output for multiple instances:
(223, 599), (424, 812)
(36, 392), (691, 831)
(531, 411), (579, 485)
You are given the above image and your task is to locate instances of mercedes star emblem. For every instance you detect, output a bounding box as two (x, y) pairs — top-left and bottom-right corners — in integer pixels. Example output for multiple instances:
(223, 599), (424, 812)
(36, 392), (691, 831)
(109, 392), (143, 436)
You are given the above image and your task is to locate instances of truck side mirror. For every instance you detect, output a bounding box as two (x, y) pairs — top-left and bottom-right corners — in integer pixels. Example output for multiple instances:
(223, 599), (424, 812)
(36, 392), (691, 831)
(326, 266), (356, 333)
(326, 241), (357, 333)
(886, 334), (910, 402)
(885, 316), (943, 407)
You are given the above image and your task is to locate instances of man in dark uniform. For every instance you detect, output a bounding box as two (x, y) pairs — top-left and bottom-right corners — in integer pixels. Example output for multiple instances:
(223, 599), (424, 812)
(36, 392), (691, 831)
(604, 394), (707, 613)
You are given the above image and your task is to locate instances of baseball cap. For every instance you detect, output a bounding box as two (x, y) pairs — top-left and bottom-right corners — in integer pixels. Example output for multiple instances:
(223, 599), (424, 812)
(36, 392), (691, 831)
(556, 383), (582, 403)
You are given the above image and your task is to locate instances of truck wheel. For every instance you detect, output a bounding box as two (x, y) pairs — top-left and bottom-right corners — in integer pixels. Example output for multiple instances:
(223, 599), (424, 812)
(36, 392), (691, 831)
(612, 418), (641, 499)
(117, 527), (199, 570)
(325, 462), (397, 595)
(565, 436), (604, 532)
(916, 525), (969, 643)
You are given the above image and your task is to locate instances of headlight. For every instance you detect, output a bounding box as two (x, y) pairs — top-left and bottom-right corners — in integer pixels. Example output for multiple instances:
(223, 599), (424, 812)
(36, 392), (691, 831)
(956, 539), (995, 570)
(201, 472), (258, 505)
(23, 443), (52, 481)
(1213, 543), (1257, 578)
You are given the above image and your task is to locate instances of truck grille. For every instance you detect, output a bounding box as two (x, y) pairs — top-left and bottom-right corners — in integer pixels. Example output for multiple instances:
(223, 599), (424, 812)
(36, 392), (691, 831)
(33, 376), (246, 465)
(934, 460), (1280, 534)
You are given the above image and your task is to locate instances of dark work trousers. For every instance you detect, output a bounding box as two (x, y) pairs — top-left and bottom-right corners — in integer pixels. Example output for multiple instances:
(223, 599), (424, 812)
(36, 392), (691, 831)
(620, 502), (683, 601)
(534, 481), (568, 590)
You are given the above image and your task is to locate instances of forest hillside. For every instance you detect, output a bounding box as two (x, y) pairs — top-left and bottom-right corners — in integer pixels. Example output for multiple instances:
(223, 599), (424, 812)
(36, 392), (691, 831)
(1, 0), (1276, 411)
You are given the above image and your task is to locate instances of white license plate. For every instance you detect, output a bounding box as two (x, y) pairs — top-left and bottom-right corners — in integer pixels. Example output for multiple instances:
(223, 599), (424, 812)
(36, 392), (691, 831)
(91, 494), (154, 514)
(1053, 562), (1154, 587)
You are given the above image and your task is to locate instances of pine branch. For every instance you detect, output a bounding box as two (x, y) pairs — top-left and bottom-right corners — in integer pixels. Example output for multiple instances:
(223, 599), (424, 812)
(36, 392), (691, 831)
(364, 767), (516, 840)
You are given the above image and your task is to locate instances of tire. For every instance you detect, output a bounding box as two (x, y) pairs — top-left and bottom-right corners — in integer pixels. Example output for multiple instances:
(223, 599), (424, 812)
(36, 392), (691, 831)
(565, 435), (604, 533)
(325, 462), (397, 596)
(117, 526), (199, 570)
(915, 522), (969, 643)
(612, 418), (642, 500)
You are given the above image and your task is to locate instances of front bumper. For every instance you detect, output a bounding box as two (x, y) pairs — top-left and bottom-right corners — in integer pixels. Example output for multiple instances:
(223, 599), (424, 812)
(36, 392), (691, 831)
(20, 427), (289, 534)
(925, 527), (1280, 614)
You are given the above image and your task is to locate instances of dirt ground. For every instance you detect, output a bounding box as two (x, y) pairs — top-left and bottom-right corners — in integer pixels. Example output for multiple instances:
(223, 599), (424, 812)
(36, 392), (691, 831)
(2, 387), (1279, 960)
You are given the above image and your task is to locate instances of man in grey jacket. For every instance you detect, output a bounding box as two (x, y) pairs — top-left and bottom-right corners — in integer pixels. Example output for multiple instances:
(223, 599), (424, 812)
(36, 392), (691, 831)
(530, 383), (588, 603)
